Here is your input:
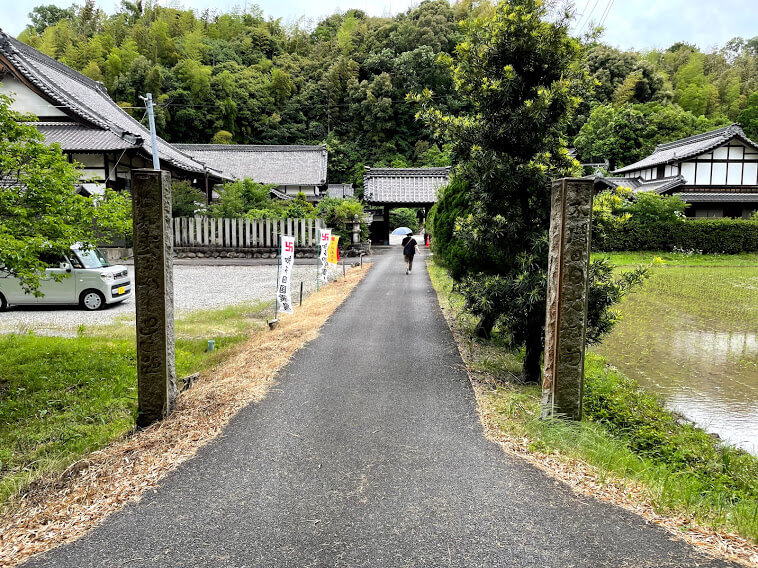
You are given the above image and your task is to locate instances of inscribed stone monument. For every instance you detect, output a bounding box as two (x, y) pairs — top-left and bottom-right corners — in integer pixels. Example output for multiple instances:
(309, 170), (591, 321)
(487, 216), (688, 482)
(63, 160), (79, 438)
(132, 169), (176, 427)
(541, 178), (594, 420)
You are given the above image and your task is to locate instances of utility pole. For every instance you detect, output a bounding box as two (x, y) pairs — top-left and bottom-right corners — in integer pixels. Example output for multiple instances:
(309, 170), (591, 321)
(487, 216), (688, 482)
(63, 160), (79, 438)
(140, 93), (160, 170)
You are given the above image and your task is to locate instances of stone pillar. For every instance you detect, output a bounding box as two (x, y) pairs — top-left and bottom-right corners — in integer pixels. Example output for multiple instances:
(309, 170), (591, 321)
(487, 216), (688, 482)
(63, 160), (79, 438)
(132, 169), (176, 428)
(541, 178), (593, 420)
(352, 214), (361, 245)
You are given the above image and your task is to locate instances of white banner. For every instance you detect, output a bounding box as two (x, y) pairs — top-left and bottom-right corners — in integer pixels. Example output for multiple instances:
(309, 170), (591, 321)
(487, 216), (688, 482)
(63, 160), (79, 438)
(318, 228), (331, 282)
(277, 235), (296, 314)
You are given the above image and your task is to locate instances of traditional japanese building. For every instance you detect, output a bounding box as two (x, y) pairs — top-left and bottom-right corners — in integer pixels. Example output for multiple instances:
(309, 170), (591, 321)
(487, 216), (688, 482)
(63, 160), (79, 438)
(327, 183), (355, 198)
(0, 30), (227, 195)
(364, 166), (450, 243)
(598, 124), (758, 218)
(174, 144), (329, 201)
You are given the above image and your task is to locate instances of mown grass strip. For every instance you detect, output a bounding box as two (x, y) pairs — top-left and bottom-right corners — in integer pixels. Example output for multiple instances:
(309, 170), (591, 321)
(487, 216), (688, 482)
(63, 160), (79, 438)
(427, 258), (758, 564)
(0, 301), (268, 512)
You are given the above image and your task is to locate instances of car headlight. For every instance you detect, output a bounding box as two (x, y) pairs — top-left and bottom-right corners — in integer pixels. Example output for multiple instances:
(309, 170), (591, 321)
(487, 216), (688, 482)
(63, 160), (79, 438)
(100, 272), (114, 281)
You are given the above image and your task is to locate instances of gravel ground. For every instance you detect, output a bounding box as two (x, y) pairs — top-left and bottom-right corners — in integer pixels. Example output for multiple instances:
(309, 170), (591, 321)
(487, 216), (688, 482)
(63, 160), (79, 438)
(0, 264), (343, 336)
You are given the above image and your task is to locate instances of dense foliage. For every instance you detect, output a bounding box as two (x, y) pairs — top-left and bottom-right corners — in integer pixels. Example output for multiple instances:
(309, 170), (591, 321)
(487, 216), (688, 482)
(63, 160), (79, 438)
(0, 94), (132, 295)
(18, 2), (758, 182)
(575, 39), (758, 168)
(389, 207), (420, 232)
(171, 179), (206, 217)
(20, 0), (476, 187)
(315, 197), (368, 244)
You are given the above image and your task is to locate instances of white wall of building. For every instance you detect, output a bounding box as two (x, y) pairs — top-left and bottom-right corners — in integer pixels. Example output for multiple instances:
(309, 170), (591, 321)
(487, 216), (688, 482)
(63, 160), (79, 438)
(0, 77), (66, 117)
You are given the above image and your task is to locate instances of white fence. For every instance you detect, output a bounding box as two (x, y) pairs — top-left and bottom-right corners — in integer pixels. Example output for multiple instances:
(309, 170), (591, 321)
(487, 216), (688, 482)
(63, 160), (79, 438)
(172, 217), (325, 249)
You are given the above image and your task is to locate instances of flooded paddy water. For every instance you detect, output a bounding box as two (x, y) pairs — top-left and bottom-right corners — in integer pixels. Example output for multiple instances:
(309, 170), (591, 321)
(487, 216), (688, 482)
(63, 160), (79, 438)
(593, 259), (758, 454)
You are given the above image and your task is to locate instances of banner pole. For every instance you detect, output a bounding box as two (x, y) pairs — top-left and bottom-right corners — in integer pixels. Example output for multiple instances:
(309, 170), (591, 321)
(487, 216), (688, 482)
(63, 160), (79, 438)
(274, 234), (281, 319)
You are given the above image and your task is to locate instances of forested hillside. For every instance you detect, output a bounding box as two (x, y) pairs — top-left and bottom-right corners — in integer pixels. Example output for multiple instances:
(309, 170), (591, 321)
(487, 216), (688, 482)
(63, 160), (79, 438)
(17, 0), (758, 183)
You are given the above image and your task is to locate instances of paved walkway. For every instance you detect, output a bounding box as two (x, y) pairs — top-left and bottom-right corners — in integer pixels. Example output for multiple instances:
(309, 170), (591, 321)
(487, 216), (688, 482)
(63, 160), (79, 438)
(25, 250), (733, 567)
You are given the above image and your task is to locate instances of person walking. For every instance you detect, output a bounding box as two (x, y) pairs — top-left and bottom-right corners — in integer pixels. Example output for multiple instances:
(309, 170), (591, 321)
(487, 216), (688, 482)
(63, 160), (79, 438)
(402, 231), (419, 274)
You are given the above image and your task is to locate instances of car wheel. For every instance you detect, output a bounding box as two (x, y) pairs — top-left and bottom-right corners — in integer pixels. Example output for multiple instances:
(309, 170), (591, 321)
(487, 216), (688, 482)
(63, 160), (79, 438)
(0, 292), (7, 311)
(80, 290), (106, 311)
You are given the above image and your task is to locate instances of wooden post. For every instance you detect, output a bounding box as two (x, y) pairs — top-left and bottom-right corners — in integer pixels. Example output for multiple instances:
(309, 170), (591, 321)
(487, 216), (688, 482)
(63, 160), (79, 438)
(541, 178), (594, 421)
(132, 170), (176, 427)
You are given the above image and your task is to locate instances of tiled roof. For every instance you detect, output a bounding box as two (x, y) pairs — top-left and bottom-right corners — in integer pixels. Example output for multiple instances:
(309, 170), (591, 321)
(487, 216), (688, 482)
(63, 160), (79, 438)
(22, 121), (138, 151)
(595, 175), (686, 194)
(327, 184), (354, 198)
(174, 144), (328, 185)
(0, 32), (220, 178)
(614, 124), (758, 175)
(678, 192), (758, 203)
(364, 167), (450, 204)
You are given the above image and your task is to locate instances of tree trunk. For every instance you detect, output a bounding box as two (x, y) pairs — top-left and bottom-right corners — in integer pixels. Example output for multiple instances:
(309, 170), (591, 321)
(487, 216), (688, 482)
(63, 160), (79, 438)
(520, 315), (544, 384)
(474, 311), (496, 339)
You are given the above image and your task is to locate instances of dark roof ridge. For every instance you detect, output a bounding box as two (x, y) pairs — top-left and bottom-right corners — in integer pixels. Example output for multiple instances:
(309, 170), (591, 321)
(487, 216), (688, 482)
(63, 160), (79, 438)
(173, 144), (326, 152)
(654, 124), (741, 152)
(3, 32), (107, 94)
(365, 166), (451, 176)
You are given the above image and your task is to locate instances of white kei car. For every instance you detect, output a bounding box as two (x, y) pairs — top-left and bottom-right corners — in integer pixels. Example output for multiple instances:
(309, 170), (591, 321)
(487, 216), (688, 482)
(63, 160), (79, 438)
(0, 245), (131, 311)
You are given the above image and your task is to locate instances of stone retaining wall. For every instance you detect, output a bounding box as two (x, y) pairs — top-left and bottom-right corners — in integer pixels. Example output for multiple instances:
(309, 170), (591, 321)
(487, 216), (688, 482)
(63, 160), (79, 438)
(174, 247), (318, 259)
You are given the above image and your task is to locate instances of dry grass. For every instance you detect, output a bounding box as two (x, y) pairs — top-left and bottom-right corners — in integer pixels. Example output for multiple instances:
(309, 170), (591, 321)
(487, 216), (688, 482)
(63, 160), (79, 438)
(429, 262), (758, 568)
(0, 264), (371, 567)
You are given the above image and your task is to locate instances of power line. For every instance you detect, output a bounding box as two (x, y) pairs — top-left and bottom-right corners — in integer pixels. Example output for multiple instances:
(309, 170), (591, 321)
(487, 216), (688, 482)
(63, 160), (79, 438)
(597, 0), (615, 29)
(572, 0), (593, 33)
(575, 0), (600, 35)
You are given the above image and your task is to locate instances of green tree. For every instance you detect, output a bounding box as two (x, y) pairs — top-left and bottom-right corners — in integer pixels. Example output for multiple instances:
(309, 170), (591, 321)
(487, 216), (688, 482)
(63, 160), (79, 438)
(27, 4), (75, 34)
(0, 94), (132, 295)
(416, 0), (586, 383)
(738, 92), (758, 140)
(211, 130), (234, 144)
(171, 180), (205, 217)
(389, 208), (419, 232)
(286, 192), (315, 218)
(315, 197), (367, 244)
(574, 102), (719, 169)
(208, 178), (276, 218)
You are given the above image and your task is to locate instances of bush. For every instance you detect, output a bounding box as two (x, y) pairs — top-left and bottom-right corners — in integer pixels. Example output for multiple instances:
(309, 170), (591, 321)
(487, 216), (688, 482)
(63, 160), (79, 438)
(594, 218), (758, 253)
(315, 197), (368, 245)
(584, 356), (758, 499)
(171, 180), (206, 218)
(429, 176), (479, 280)
(207, 178), (278, 218)
(592, 187), (758, 253)
(285, 192), (315, 218)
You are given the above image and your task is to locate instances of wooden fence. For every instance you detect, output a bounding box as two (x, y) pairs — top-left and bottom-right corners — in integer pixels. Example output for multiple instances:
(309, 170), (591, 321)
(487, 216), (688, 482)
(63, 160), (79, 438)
(172, 217), (325, 249)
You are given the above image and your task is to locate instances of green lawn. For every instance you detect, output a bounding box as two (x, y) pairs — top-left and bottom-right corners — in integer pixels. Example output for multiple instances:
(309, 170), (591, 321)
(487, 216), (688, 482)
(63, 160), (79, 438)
(0, 302), (268, 510)
(427, 258), (758, 543)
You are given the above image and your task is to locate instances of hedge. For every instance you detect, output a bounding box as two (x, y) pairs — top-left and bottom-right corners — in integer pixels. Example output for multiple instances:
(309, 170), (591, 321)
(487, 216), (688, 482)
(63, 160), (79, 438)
(593, 218), (758, 253)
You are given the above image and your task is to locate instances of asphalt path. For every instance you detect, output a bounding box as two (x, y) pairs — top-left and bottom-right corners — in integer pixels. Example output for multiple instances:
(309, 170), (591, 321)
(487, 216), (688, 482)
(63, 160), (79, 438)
(24, 248), (734, 567)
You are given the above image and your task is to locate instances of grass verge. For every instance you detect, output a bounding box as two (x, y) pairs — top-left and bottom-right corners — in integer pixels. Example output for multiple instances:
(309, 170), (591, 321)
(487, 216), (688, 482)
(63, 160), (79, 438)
(427, 258), (758, 566)
(0, 301), (268, 511)
(0, 265), (370, 567)
(593, 251), (758, 267)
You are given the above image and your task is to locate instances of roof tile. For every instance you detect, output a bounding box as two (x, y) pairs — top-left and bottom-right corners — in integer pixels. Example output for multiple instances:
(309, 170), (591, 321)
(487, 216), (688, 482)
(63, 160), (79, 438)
(174, 144), (328, 186)
(613, 124), (758, 175)
(364, 167), (450, 203)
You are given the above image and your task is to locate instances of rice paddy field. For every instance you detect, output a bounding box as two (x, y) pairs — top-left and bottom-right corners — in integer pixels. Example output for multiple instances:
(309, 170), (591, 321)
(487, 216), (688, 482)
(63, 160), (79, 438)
(592, 252), (758, 454)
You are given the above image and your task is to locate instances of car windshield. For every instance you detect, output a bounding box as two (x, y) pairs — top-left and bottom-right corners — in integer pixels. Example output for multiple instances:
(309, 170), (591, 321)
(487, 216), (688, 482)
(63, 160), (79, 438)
(72, 248), (110, 269)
